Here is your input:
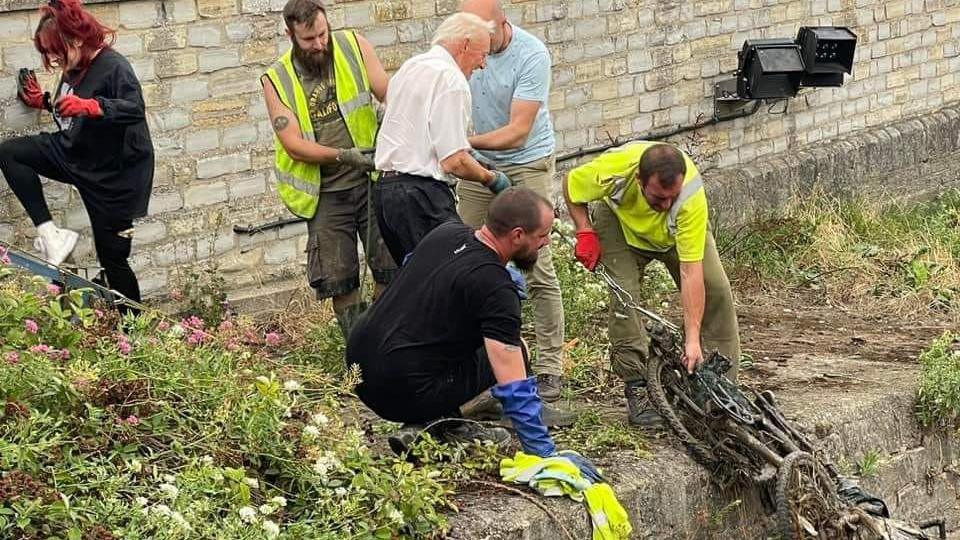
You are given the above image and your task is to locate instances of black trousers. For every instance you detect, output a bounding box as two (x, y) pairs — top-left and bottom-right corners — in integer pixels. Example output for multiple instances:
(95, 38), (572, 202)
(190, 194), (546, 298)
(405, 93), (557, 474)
(0, 135), (141, 303)
(373, 173), (461, 265)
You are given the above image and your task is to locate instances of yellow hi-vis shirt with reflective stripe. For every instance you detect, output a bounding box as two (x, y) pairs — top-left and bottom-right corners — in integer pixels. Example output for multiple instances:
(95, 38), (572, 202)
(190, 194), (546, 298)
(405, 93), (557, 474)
(264, 30), (378, 219)
(566, 141), (709, 263)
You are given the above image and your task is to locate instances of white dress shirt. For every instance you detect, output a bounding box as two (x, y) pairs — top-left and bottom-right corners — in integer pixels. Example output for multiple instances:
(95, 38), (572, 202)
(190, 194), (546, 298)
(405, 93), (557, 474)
(374, 45), (472, 183)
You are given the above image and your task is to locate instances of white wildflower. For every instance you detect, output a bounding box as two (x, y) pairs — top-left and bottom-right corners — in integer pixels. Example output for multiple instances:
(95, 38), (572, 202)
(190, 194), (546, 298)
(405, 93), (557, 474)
(134, 496), (149, 506)
(262, 519), (280, 539)
(333, 487), (347, 497)
(244, 477), (260, 489)
(302, 425), (321, 439)
(259, 503), (274, 515)
(270, 496), (287, 507)
(129, 459), (143, 473)
(311, 412), (329, 426)
(283, 380), (301, 391)
(388, 507), (404, 523)
(200, 455), (214, 466)
(312, 451), (340, 479)
(153, 504), (172, 517)
(238, 506), (258, 523)
(171, 511), (192, 531)
(158, 483), (179, 499)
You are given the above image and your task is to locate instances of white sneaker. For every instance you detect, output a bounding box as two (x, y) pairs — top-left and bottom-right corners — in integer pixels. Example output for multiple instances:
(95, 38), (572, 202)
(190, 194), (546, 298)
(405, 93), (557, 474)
(36, 222), (79, 266)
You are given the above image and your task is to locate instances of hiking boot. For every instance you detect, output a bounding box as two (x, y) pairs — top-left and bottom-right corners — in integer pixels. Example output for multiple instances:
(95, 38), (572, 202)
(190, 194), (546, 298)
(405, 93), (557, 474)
(541, 403), (577, 427)
(387, 423), (426, 456)
(35, 222), (78, 266)
(624, 379), (666, 429)
(536, 373), (563, 402)
(435, 419), (511, 449)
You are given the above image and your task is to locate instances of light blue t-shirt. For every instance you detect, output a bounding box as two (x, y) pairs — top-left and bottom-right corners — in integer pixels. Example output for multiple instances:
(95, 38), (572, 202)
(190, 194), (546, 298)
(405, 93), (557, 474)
(469, 25), (555, 166)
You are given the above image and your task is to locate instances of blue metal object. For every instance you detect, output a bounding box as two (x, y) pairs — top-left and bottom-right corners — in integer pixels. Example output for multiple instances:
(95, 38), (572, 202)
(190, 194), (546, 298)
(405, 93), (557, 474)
(0, 240), (143, 311)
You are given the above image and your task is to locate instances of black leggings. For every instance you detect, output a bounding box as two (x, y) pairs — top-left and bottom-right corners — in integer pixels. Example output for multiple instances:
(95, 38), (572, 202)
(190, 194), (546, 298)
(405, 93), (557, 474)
(0, 135), (141, 303)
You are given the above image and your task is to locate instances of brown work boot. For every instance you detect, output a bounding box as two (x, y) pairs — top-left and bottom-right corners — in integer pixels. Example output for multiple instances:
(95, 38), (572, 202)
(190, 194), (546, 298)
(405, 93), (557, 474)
(624, 379), (666, 429)
(536, 373), (563, 402)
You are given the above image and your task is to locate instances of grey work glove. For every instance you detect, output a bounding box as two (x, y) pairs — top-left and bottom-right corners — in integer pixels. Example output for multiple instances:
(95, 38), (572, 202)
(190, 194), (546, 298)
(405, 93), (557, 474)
(337, 147), (376, 172)
(486, 170), (512, 194)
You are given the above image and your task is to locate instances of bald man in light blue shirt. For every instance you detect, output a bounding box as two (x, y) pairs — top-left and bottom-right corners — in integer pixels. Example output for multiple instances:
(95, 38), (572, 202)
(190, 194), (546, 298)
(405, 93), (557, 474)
(457, 0), (566, 401)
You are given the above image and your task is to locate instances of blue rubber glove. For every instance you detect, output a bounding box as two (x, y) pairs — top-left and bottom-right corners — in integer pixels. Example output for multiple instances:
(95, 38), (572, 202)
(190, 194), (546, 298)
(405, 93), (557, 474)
(486, 171), (512, 194)
(554, 450), (604, 484)
(505, 262), (528, 300)
(491, 377), (556, 457)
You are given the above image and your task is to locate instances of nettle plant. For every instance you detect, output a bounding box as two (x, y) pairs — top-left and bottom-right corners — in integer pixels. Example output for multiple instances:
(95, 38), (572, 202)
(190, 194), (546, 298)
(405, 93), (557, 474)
(0, 259), (485, 540)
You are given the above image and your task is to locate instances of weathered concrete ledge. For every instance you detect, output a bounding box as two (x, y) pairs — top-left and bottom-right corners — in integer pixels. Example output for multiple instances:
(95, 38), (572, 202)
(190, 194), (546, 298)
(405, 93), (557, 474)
(448, 356), (960, 539)
(707, 103), (960, 226)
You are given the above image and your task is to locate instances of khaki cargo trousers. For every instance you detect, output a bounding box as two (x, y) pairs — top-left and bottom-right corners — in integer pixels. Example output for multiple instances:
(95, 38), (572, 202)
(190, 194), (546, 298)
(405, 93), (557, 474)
(593, 202), (741, 382)
(456, 155), (565, 377)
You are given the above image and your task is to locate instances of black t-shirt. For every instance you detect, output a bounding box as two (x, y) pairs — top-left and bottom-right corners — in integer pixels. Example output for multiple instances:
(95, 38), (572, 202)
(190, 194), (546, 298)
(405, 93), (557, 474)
(39, 47), (154, 220)
(353, 221), (521, 375)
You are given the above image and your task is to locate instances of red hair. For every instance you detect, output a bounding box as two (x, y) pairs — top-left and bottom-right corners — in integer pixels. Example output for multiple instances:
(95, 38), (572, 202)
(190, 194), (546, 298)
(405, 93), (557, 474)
(34, 0), (115, 73)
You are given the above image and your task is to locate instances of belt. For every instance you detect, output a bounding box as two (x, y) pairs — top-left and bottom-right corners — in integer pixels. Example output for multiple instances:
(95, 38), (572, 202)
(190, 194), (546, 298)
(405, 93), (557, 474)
(381, 170), (401, 178)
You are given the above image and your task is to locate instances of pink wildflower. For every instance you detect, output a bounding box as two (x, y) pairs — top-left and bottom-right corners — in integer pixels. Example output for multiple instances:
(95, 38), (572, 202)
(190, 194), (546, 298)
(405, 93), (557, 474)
(181, 316), (205, 330)
(0, 246), (9, 265)
(170, 288), (184, 301)
(46, 283), (62, 296)
(95, 309), (105, 318)
(29, 344), (51, 354)
(58, 349), (70, 361)
(264, 332), (281, 347)
(125, 415), (140, 425)
(24, 319), (38, 334)
(243, 328), (259, 344)
(4, 351), (19, 365)
(225, 339), (240, 351)
(158, 320), (171, 332)
(187, 329), (207, 346)
(218, 320), (234, 332)
(117, 335), (132, 355)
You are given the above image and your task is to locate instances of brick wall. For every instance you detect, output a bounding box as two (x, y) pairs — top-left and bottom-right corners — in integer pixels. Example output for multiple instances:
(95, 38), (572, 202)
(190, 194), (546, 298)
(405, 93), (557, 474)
(0, 0), (957, 301)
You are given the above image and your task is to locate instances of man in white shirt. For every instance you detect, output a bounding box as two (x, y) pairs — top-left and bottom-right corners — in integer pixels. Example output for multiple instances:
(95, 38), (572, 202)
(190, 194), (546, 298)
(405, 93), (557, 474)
(374, 12), (513, 265)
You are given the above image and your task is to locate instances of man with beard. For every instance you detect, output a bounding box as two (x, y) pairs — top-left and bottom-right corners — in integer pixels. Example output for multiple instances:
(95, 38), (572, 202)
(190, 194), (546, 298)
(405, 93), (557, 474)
(261, 0), (395, 339)
(346, 188), (588, 465)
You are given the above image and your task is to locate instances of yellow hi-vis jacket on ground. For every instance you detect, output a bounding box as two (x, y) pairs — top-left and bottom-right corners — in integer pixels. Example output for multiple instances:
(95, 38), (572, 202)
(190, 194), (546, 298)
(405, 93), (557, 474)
(264, 30), (378, 219)
(500, 451), (632, 540)
(566, 141), (709, 263)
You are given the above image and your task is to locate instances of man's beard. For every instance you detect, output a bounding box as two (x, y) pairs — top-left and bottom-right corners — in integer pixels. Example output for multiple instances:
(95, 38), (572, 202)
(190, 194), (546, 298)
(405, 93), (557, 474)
(512, 250), (538, 271)
(292, 41), (330, 76)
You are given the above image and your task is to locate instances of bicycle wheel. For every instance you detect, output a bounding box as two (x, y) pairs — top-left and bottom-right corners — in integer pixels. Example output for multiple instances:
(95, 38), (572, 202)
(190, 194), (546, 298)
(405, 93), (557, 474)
(645, 352), (718, 468)
(775, 450), (840, 539)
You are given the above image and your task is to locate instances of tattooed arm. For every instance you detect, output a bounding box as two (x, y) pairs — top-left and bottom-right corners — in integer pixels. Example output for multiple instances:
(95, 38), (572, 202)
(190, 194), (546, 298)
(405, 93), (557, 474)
(261, 75), (340, 164)
(484, 337), (528, 385)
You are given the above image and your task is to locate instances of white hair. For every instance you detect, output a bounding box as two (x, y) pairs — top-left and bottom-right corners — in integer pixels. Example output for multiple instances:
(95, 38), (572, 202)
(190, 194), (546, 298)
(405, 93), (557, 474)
(431, 12), (494, 47)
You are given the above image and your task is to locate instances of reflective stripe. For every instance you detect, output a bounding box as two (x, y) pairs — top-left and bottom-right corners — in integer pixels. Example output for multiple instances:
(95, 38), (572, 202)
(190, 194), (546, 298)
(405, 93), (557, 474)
(270, 60), (316, 143)
(334, 32), (368, 93)
(591, 511), (609, 527)
(667, 174), (703, 236)
(340, 91), (372, 115)
(277, 169), (321, 196)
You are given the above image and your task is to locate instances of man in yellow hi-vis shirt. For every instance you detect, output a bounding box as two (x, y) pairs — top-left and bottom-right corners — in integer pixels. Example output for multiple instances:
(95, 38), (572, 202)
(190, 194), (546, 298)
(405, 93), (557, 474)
(563, 142), (740, 428)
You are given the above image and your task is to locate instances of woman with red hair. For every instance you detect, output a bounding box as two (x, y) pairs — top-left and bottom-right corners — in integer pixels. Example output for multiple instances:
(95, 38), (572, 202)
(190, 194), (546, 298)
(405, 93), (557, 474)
(0, 0), (153, 305)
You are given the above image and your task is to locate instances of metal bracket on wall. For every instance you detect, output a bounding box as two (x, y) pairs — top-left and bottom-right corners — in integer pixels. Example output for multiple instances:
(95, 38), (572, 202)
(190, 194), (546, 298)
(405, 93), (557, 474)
(713, 77), (756, 122)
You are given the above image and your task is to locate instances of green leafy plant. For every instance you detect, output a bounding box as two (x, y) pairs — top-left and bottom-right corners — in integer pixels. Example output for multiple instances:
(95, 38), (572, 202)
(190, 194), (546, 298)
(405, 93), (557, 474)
(856, 449), (882, 479)
(916, 332), (960, 427)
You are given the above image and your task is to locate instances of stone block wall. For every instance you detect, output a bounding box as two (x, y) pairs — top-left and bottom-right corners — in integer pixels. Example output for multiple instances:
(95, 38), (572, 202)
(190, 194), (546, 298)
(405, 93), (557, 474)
(0, 0), (957, 300)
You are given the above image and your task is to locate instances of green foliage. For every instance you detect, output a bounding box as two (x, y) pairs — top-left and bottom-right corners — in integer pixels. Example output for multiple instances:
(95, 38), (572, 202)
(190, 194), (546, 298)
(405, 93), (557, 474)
(716, 190), (960, 315)
(554, 409), (647, 456)
(0, 267), (476, 539)
(916, 332), (960, 427)
(180, 263), (229, 327)
(856, 449), (882, 479)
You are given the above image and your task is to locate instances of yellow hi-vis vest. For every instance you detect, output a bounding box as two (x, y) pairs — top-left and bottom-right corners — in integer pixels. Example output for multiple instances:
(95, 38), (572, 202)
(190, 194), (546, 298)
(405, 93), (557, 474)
(264, 30), (378, 219)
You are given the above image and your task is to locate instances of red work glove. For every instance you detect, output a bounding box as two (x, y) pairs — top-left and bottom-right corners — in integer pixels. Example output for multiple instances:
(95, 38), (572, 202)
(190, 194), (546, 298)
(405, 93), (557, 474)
(574, 229), (601, 271)
(55, 94), (103, 118)
(17, 68), (50, 111)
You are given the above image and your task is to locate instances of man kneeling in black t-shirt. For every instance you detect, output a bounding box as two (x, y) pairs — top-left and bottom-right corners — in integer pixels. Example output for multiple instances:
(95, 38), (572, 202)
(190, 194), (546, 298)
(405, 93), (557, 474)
(347, 188), (596, 472)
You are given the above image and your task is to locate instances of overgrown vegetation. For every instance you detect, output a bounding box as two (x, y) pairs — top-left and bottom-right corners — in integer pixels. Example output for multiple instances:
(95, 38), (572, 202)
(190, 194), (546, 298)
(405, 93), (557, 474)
(916, 332), (960, 428)
(0, 262), (498, 539)
(717, 189), (960, 318)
